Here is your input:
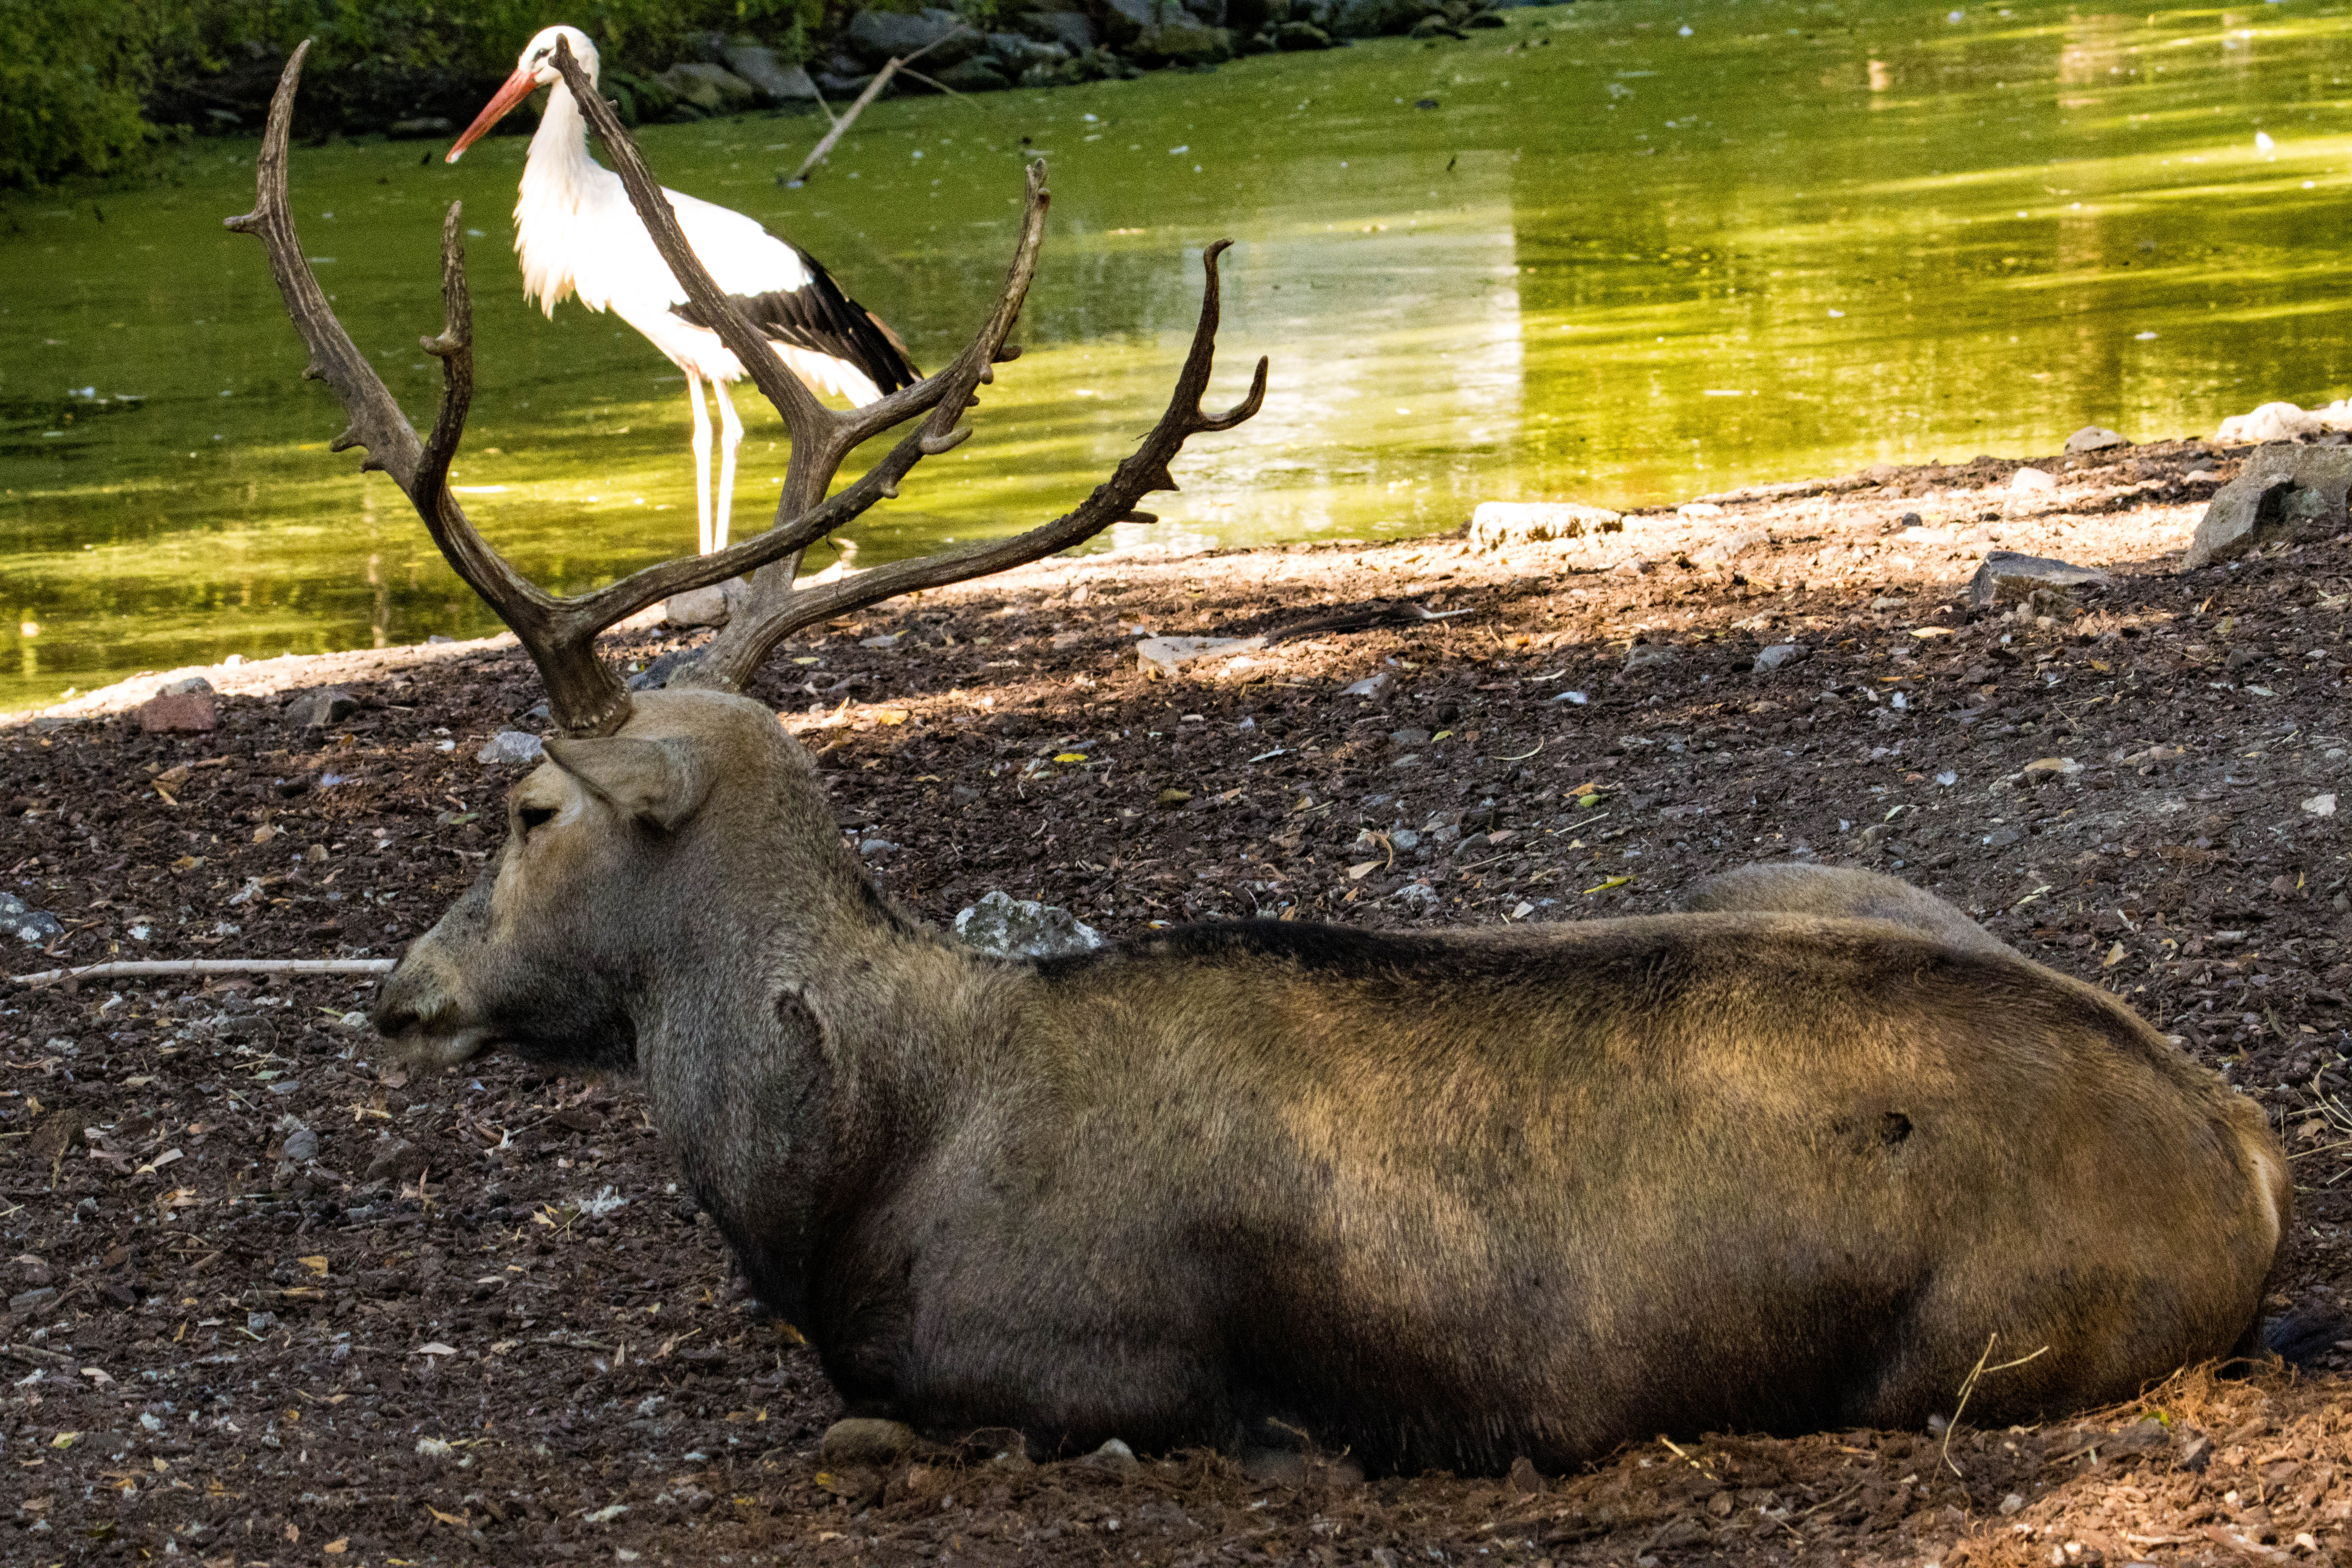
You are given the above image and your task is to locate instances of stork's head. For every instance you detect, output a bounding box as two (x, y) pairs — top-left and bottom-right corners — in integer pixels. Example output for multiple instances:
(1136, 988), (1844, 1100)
(446, 25), (600, 164)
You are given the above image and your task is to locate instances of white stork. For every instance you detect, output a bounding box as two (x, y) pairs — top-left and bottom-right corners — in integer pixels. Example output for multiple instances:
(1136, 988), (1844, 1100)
(446, 24), (920, 553)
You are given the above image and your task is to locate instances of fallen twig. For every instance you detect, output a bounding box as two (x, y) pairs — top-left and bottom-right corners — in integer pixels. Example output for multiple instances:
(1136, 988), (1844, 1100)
(10, 957), (397, 988)
(1940, 1331), (2051, 1477)
(788, 28), (970, 186)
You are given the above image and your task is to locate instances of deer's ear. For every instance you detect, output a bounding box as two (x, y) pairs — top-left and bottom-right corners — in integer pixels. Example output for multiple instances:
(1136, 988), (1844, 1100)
(542, 737), (712, 832)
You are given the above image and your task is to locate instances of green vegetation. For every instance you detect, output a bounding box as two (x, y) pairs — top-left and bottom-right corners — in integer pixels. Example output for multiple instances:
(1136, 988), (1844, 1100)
(1, 0), (836, 188)
(0, 2), (160, 187)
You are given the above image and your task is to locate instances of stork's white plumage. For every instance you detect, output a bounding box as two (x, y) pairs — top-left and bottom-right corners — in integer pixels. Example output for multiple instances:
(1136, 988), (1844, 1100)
(448, 25), (919, 553)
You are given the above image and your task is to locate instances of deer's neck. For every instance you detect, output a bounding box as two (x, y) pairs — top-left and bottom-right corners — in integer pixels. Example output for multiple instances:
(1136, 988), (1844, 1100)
(638, 791), (1004, 1325)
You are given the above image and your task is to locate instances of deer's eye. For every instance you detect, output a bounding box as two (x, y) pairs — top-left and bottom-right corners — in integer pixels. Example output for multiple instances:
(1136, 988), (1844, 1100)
(518, 805), (557, 835)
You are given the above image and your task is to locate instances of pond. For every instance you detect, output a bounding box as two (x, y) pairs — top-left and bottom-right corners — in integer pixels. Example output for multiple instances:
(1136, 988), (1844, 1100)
(4, 0), (2349, 711)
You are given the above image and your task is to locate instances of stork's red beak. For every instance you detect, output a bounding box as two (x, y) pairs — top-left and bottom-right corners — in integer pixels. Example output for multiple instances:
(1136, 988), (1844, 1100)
(446, 67), (541, 164)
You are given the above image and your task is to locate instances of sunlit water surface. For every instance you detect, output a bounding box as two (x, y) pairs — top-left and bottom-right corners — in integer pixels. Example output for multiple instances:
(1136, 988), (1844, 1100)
(5, 0), (2350, 709)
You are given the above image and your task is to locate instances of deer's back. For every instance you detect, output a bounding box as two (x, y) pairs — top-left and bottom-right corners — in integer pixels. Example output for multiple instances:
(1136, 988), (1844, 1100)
(837, 912), (2280, 1470)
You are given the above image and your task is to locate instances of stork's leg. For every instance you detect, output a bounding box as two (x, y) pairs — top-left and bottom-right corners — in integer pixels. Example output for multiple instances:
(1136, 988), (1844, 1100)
(686, 368), (715, 556)
(711, 377), (745, 553)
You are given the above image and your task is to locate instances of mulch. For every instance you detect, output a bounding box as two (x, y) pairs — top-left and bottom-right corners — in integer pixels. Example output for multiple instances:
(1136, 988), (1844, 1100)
(6, 432), (2352, 1566)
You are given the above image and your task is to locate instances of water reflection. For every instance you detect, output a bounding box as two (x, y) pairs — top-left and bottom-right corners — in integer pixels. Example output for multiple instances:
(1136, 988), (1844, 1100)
(3, 0), (2350, 708)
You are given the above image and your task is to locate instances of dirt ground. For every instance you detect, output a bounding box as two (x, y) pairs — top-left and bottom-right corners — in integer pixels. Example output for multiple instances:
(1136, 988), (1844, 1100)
(8, 433), (2352, 1567)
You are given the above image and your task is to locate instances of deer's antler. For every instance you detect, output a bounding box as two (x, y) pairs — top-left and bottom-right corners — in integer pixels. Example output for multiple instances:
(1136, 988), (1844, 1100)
(235, 37), (1263, 733)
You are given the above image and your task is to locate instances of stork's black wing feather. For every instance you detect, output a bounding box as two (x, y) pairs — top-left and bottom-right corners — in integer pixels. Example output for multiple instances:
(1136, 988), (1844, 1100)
(671, 245), (921, 397)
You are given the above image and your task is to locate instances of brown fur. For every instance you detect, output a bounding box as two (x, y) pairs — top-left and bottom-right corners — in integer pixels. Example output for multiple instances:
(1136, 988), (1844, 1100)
(373, 690), (2287, 1475)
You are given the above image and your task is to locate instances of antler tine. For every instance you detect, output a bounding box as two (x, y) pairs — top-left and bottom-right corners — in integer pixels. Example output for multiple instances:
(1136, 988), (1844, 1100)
(228, 43), (636, 735)
(687, 239), (1267, 680)
(225, 41), (421, 488)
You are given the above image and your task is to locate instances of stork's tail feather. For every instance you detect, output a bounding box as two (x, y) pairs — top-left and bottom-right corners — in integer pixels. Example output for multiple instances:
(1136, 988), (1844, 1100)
(671, 249), (920, 406)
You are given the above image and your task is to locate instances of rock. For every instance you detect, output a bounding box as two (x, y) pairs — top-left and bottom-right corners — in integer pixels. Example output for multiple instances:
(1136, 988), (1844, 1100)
(663, 582), (741, 628)
(284, 686), (359, 729)
(2064, 425), (2130, 453)
(953, 890), (1104, 958)
(1408, 13), (1464, 37)
(859, 838), (900, 857)
(1331, 0), (1437, 35)
(823, 1418), (918, 1466)
(1966, 550), (2110, 608)
(475, 730), (545, 766)
(719, 41), (819, 101)
(1275, 20), (1335, 47)
(1623, 643), (1677, 672)
(1468, 500), (1622, 550)
(2183, 443), (2352, 568)
(934, 56), (1015, 91)
(281, 1127), (320, 1163)
(1141, 19), (1234, 62)
(1398, 882), (1440, 912)
(1678, 501), (1725, 518)
(1101, 0), (1176, 47)
(1689, 527), (1769, 566)
(987, 32), (1070, 69)
(2303, 793), (2338, 818)
(157, 674), (216, 697)
(845, 9), (978, 68)
(9, 1286), (58, 1316)
(1135, 634), (1265, 677)
(1021, 9), (1099, 51)
(655, 62), (760, 115)
(1753, 643), (1808, 673)
(1088, 1437), (1140, 1470)
(1389, 728), (1431, 747)
(1339, 672), (1390, 697)
(0, 892), (63, 946)
(137, 691), (218, 734)
(2007, 466), (2058, 493)
(2217, 400), (2330, 444)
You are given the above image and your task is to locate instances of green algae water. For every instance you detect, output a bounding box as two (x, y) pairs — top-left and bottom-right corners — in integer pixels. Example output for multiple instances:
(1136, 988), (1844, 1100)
(5, 0), (2351, 710)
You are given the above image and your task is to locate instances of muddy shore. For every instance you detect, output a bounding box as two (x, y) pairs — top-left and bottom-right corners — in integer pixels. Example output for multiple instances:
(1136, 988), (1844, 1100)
(6, 434), (2352, 1565)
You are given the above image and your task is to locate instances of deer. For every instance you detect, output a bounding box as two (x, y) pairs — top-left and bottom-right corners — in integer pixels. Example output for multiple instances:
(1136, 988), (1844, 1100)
(235, 40), (2291, 1479)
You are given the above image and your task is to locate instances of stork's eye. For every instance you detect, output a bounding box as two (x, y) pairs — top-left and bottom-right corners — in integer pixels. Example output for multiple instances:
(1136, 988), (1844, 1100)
(518, 805), (557, 835)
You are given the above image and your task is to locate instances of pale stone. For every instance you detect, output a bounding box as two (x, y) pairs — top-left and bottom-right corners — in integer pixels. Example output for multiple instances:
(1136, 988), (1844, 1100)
(1967, 550), (2109, 608)
(1135, 634), (1265, 678)
(2184, 444), (2352, 568)
(952, 891), (1103, 958)
(2063, 425), (2130, 453)
(1468, 501), (1623, 552)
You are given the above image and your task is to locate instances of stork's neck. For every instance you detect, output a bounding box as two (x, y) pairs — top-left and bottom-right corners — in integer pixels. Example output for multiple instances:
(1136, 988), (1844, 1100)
(524, 78), (601, 201)
(514, 79), (611, 313)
